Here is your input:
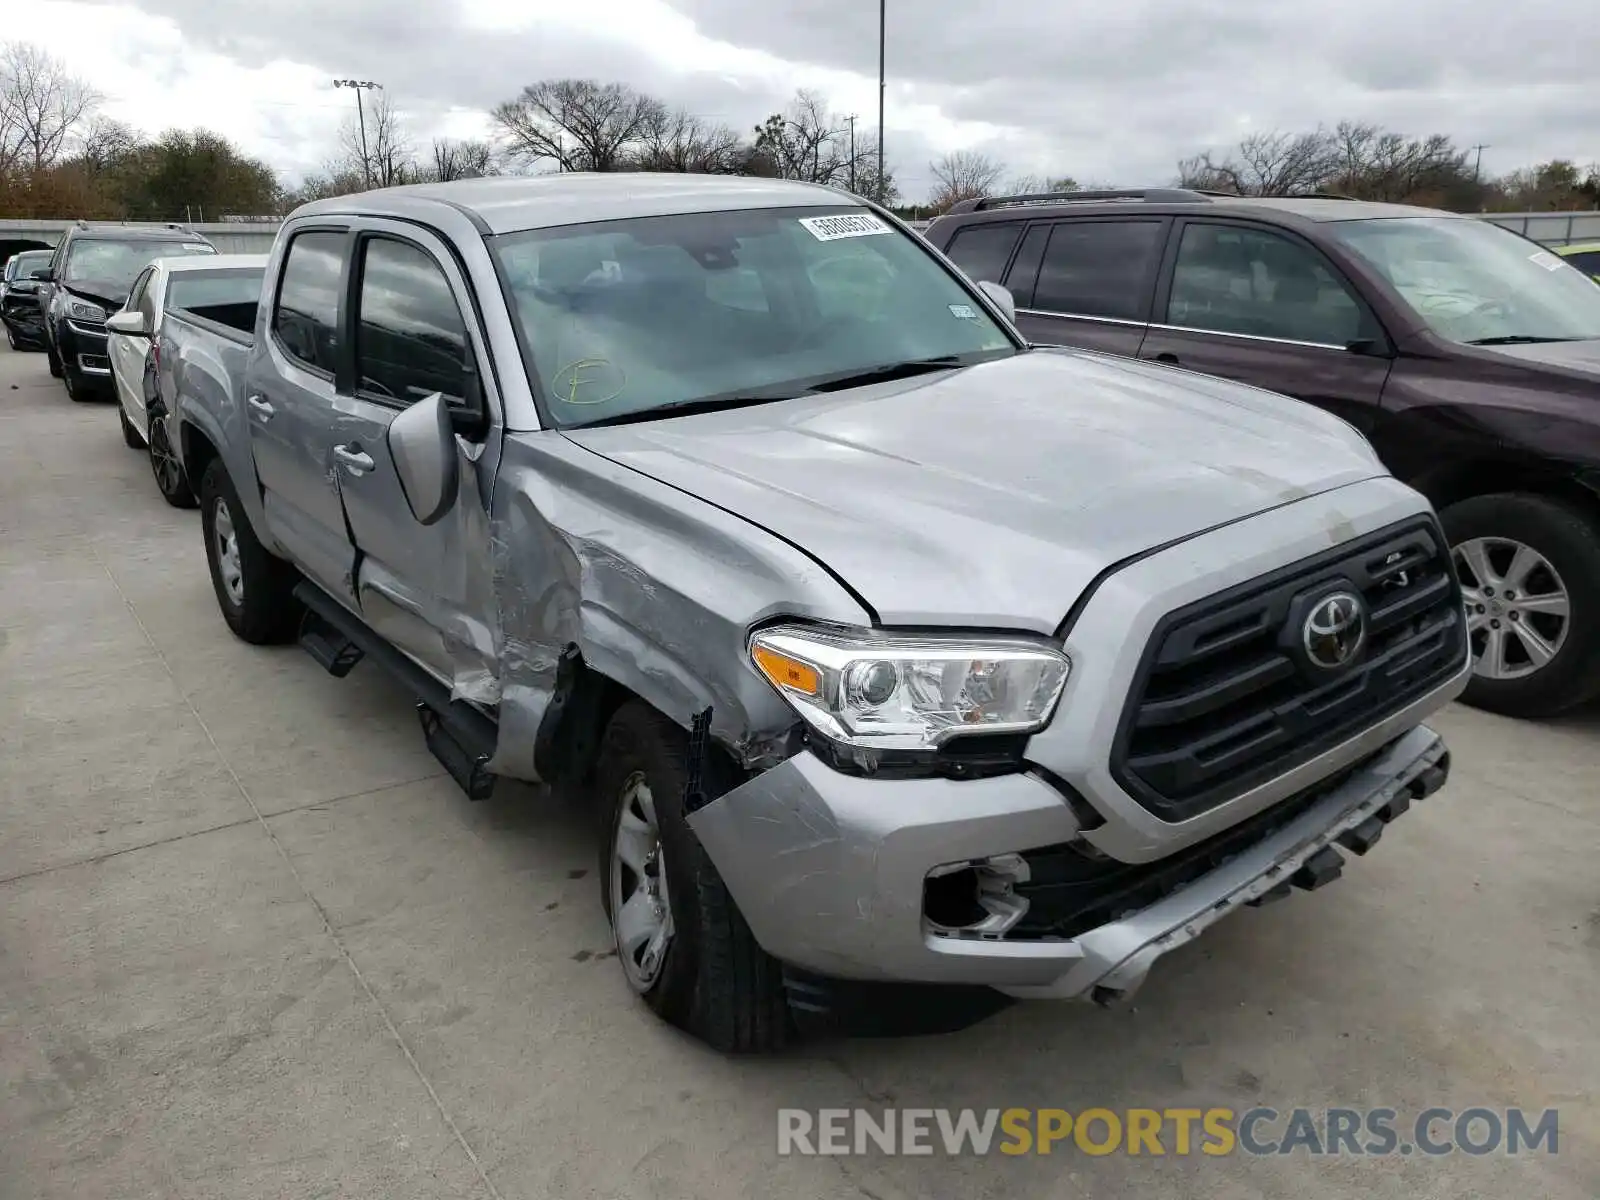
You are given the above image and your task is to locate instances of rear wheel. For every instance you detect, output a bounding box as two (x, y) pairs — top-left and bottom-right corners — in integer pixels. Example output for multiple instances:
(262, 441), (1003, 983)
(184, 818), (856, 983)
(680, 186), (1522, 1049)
(1443, 492), (1600, 718)
(597, 701), (791, 1053)
(199, 458), (299, 644)
(147, 409), (196, 508)
(119, 404), (145, 449)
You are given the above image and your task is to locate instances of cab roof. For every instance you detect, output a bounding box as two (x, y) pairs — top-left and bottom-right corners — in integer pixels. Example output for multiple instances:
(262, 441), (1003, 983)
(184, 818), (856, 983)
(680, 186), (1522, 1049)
(294, 173), (867, 236)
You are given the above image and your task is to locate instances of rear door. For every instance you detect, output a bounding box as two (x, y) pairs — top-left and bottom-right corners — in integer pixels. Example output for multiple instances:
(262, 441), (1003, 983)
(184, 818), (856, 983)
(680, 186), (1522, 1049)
(248, 226), (358, 600)
(1138, 219), (1393, 432)
(1002, 217), (1169, 356)
(327, 221), (500, 685)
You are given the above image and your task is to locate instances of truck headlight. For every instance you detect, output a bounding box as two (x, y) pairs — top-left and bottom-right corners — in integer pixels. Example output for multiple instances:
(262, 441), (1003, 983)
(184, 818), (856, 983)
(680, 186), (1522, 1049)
(68, 299), (106, 323)
(749, 623), (1070, 753)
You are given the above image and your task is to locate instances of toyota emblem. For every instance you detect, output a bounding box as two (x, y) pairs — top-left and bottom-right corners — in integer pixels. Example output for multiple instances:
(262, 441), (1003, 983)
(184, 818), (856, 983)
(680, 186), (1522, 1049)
(1303, 591), (1366, 670)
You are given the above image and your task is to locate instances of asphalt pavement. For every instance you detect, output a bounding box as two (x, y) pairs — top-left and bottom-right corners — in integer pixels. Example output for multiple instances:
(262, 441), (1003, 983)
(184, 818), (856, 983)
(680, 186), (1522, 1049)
(1, 341), (1595, 1198)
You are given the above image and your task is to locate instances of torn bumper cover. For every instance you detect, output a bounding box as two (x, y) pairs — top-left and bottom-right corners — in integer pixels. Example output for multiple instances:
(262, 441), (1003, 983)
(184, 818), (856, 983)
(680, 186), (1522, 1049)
(686, 724), (1449, 1001)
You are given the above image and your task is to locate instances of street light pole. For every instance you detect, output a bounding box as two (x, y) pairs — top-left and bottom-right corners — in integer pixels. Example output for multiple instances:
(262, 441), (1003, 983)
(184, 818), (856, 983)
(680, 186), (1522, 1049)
(847, 114), (858, 194)
(877, 0), (886, 202)
(333, 79), (383, 188)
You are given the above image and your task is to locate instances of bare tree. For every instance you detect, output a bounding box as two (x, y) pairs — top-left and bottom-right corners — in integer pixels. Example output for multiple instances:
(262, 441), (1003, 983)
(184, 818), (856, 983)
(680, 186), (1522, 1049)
(751, 90), (881, 193)
(335, 90), (413, 187)
(72, 115), (141, 173)
(1178, 130), (1339, 197)
(0, 41), (99, 175)
(929, 149), (1005, 210)
(1003, 173), (1079, 196)
(493, 79), (664, 173)
(429, 137), (497, 182)
(632, 108), (747, 174)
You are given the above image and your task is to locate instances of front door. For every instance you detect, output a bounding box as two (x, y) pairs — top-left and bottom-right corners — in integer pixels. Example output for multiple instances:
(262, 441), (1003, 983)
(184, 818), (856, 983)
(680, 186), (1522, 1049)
(1138, 219), (1393, 433)
(109, 266), (155, 426)
(247, 226), (357, 600)
(328, 224), (501, 690)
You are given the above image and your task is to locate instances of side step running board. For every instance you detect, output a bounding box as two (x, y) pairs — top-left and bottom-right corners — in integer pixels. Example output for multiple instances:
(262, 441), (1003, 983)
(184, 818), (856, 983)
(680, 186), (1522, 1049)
(293, 583), (499, 801)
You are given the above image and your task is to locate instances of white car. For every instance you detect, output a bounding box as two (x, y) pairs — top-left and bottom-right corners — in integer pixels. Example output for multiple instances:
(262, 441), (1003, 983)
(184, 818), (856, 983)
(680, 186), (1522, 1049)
(105, 253), (267, 506)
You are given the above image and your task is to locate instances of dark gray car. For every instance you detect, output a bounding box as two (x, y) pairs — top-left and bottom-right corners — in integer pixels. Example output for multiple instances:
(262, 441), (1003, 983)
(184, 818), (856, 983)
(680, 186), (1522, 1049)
(168, 175), (1467, 1051)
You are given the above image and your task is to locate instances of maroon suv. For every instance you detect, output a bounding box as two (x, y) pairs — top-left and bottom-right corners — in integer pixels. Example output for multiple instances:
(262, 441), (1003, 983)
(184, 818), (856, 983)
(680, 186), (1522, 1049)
(925, 189), (1600, 719)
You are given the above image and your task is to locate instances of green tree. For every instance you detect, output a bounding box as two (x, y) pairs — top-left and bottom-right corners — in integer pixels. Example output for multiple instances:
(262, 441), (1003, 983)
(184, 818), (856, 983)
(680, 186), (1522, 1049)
(119, 129), (280, 220)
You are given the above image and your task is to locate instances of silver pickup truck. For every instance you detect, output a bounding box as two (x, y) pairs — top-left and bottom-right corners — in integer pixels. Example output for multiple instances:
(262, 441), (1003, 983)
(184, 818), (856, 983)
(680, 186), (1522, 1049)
(166, 175), (1469, 1051)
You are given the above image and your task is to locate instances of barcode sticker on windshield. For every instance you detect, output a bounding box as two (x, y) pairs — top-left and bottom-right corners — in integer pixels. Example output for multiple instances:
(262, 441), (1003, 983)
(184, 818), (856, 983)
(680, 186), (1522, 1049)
(798, 214), (891, 241)
(1529, 250), (1564, 271)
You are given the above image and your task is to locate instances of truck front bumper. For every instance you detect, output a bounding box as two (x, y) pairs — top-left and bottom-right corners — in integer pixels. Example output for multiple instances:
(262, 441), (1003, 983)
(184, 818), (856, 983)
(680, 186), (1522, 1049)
(688, 723), (1449, 1001)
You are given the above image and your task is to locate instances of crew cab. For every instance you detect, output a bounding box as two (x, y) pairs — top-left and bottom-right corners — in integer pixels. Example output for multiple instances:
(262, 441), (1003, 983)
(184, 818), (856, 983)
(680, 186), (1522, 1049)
(926, 188), (1600, 718)
(168, 175), (1467, 1051)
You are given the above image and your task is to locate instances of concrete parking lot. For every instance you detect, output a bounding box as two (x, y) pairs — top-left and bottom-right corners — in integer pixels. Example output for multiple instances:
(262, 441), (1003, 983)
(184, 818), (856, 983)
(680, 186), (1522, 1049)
(1, 340), (1595, 1199)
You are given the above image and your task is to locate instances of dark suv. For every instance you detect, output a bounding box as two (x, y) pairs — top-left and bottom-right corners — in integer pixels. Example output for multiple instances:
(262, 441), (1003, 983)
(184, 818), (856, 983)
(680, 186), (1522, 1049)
(925, 188), (1600, 719)
(38, 222), (216, 401)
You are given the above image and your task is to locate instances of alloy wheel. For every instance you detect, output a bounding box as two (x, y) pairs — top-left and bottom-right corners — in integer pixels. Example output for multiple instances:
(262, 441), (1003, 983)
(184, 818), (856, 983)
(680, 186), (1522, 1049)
(150, 416), (184, 496)
(1454, 536), (1571, 681)
(212, 498), (245, 607)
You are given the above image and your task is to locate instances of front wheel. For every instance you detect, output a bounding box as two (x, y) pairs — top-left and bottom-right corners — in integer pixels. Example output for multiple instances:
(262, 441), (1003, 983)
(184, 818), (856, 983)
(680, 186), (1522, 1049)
(1443, 492), (1600, 718)
(198, 459), (299, 644)
(597, 701), (791, 1053)
(46, 341), (62, 377)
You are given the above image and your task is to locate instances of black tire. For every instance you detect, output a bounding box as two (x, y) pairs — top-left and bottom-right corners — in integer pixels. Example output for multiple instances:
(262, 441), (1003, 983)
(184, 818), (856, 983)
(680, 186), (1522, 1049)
(198, 458), (299, 644)
(597, 701), (791, 1053)
(62, 363), (90, 403)
(119, 404), (145, 449)
(46, 341), (62, 377)
(4, 324), (16, 351)
(1442, 492), (1600, 718)
(146, 409), (196, 508)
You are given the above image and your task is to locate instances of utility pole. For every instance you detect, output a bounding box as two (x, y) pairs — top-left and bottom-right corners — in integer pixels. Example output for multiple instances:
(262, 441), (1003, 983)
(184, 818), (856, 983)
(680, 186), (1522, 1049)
(1471, 143), (1490, 183)
(333, 79), (383, 188)
(847, 114), (858, 194)
(877, 0), (886, 202)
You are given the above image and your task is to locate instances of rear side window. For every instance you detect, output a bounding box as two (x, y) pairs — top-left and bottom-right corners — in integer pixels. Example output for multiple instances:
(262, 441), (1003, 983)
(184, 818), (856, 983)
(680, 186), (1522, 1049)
(273, 232), (345, 374)
(169, 269), (264, 311)
(942, 223), (1022, 285)
(1034, 220), (1165, 320)
(354, 237), (472, 405)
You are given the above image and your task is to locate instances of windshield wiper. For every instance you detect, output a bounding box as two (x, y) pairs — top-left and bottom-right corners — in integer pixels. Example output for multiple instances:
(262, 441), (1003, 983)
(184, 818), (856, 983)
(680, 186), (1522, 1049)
(567, 389), (805, 430)
(1466, 335), (1581, 345)
(805, 355), (970, 393)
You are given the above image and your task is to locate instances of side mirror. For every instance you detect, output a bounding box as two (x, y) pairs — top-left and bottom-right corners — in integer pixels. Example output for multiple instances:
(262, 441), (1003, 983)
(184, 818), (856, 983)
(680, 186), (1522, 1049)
(106, 310), (149, 337)
(388, 392), (460, 526)
(977, 280), (1016, 323)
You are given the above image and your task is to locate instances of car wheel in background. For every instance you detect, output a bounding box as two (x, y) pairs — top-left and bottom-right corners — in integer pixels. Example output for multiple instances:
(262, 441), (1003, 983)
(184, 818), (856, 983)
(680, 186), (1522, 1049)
(198, 458), (299, 644)
(1443, 492), (1600, 718)
(147, 409), (196, 508)
(119, 404), (146, 449)
(4, 324), (16, 351)
(597, 700), (791, 1053)
(62, 364), (90, 402)
(46, 342), (63, 377)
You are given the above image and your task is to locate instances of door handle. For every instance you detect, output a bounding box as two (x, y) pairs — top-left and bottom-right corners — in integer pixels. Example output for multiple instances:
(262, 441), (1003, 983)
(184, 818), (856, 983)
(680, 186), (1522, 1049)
(333, 444), (375, 474)
(1147, 352), (1181, 365)
(246, 395), (275, 419)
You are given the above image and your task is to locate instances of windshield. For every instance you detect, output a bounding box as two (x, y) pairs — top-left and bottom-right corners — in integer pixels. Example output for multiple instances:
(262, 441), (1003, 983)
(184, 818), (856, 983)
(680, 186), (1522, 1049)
(490, 205), (1016, 427)
(1331, 217), (1600, 344)
(64, 238), (215, 288)
(6, 251), (50, 281)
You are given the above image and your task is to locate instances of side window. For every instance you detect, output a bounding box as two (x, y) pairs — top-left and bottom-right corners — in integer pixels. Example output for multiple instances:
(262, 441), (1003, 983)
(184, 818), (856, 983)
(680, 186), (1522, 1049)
(1033, 220), (1164, 320)
(1167, 224), (1370, 346)
(1565, 250), (1600, 280)
(273, 231), (345, 375)
(943, 222), (1022, 285)
(354, 236), (472, 405)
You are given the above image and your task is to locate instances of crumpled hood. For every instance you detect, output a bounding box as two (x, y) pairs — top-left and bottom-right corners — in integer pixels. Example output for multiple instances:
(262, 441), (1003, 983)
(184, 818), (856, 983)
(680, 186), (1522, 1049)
(62, 280), (129, 313)
(565, 349), (1388, 631)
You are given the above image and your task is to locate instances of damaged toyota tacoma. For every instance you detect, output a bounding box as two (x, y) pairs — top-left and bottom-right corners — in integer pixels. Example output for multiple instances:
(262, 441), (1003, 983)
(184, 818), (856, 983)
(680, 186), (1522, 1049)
(169, 174), (1470, 1052)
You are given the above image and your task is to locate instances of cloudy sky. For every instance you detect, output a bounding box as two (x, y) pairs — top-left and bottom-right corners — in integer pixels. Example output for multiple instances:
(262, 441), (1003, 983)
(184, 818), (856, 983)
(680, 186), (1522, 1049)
(11, 0), (1598, 202)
